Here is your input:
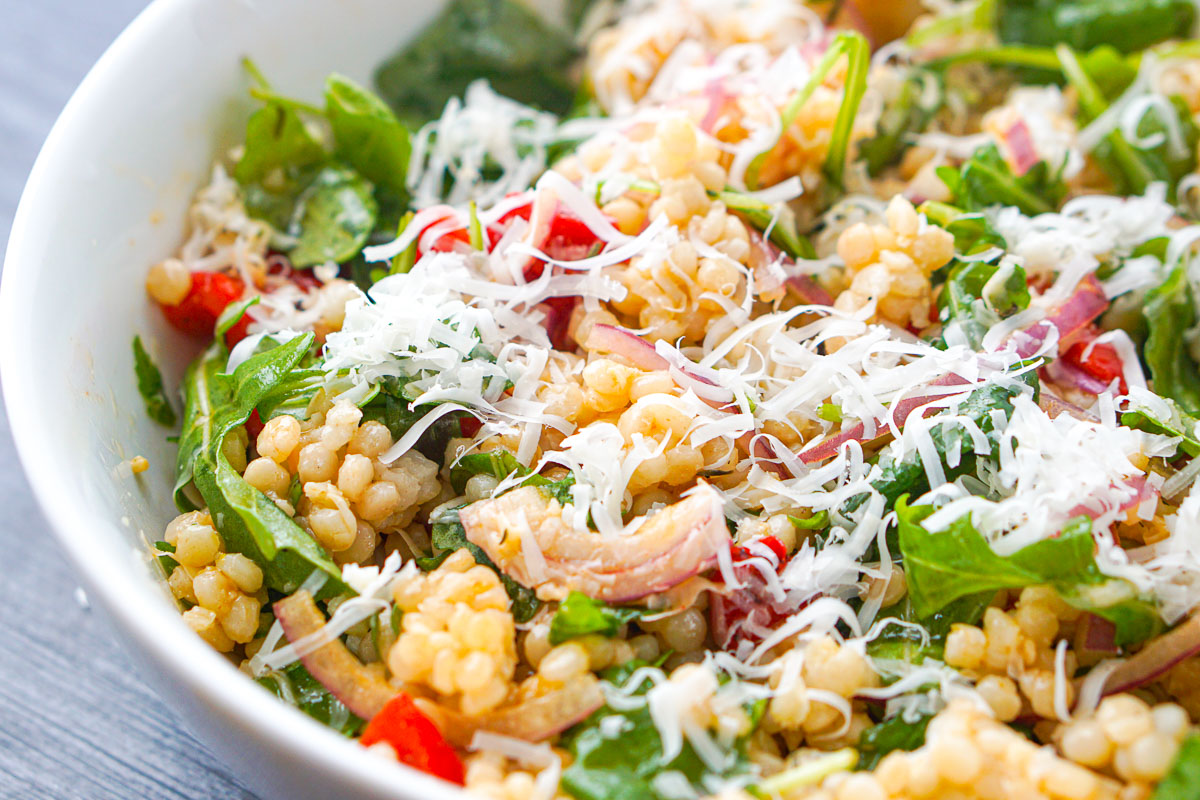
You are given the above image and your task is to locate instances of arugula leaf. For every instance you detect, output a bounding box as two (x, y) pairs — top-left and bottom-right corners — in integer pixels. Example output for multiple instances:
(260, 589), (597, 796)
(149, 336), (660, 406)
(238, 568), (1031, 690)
(936, 142), (1066, 216)
(1058, 45), (1199, 199)
(1152, 734), (1200, 800)
(562, 672), (755, 800)
(866, 378), (1031, 510)
(132, 336), (176, 427)
(549, 592), (646, 645)
(373, 0), (578, 126)
(746, 31), (868, 192)
(897, 499), (1162, 645)
(938, 256), (1031, 350)
(173, 334), (345, 595)
(418, 508), (541, 622)
(324, 74), (410, 200)
(1143, 262), (1200, 415)
(997, 0), (1195, 55)
(919, 201), (1007, 254)
(860, 68), (942, 176)
(258, 662), (365, 736)
(857, 713), (933, 771)
(1122, 397), (1200, 458)
(288, 164), (379, 267)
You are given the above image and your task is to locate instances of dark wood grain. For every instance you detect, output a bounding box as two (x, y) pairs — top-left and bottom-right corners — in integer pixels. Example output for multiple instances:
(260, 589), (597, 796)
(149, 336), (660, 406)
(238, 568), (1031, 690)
(0, 2), (261, 797)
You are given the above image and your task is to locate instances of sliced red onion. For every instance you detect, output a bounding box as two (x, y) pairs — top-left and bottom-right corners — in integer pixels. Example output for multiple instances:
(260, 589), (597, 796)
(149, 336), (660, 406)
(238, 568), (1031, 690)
(1079, 614), (1120, 657)
(585, 324), (670, 372)
(1066, 473), (1154, 521)
(273, 591), (396, 721)
(1037, 390), (1098, 422)
(1043, 357), (1115, 396)
(785, 275), (834, 306)
(1001, 118), (1038, 176)
(1102, 614), (1200, 696)
(461, 484), (730, 603)
(414, 680), (605, 748)
(798, 374), (967, 464)
(1015, 275), (1108, 358)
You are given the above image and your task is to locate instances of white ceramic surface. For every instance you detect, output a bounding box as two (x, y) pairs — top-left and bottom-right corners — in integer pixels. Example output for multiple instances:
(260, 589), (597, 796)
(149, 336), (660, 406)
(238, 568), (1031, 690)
(0, 1), (468, 798)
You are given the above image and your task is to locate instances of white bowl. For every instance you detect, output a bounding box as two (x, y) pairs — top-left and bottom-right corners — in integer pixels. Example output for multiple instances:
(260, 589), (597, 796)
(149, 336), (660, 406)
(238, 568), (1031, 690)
(0, 1), (466, 798)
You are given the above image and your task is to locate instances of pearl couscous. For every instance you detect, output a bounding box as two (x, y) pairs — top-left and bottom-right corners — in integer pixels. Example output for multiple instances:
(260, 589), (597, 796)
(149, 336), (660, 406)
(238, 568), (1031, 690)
(134, 0), (1200, 797)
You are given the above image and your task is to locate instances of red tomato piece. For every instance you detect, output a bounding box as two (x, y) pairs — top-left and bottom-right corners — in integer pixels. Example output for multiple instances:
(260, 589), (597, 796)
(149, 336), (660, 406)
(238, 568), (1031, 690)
(244, 410), (265, 442)
(360, 693), (465, 785)
(161, 271), (246, 338)
(1063, 330), (1128, 394)
(710, 536), (795, 652)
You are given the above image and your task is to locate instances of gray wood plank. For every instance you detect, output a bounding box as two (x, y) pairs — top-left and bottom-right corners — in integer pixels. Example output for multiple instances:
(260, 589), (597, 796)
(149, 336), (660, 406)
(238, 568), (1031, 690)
(0, 2), (262, 797)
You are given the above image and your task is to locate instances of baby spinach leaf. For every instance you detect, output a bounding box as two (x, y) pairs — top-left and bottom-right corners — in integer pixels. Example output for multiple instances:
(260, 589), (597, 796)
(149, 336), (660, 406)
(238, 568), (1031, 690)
(132, 335), (176, 427)
(449, 449), (529, 494)
(373, 0), (578, 126)
(936, 142), (1066, 216)
(997, 0), (1195, 55)
(324, 74), (411, 200)
(418, 507), (541, 622)
(549, 592), (646, 645)
(561, 674), (755, 800)
(1143, 262), (1200, 415)
(173, 333), (345, 595)
(288, 164), (379, 267)
(898, 499), (1162, 645)
(234, 101), (326, 186)
(856, 712), (933, 771)
(257, 661), (365, 736)
(1152, 734), (1200, 800)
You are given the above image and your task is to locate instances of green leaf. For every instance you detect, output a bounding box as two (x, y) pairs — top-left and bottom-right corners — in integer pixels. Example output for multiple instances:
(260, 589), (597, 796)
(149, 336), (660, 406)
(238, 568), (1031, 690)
(860, 68), (942, 176)
(857, 713), (933, 771)
(937, 255), (1031, 350)
(288, 164), (379, 267)
(234, 101), (326, 186)
(1143, 262), (1200, 415)
(997, 0), (1195, 55)
(864, 377), (1031, 511)
(561, 672), (755, 800)
(373, 0), (578, 126)
(417, 508), (541, 622)
(1122, 398), (1200, 458)
(324, 73), (410, 199)
(132, 336), (176, 427)
(449, 449), (530, 494)
(746, 31), (867, 191)
(195, 456), (343, 595)
(897, 498), (1163, 646)
(937, 142), (1066, 216)
(257, 661), (365, 736)
(549, 592), (645, 645)
(714, 187), (816, 259)
(173, 333), (345, 595)
(1152, 734), (1200, 800)
(822, 31), (870, 194)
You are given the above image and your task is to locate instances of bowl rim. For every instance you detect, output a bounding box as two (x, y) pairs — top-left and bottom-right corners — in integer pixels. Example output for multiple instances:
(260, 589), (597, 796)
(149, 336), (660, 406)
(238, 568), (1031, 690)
(0, 2), (464, 798)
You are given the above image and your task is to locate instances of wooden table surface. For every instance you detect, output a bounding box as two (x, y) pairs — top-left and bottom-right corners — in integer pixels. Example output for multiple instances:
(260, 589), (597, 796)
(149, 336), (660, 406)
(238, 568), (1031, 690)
(0, 2), (259, 797)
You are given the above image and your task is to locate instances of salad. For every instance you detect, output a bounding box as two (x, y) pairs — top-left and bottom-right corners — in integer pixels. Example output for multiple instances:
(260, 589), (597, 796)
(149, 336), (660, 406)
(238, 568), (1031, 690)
(135, 0), (1200, 797)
